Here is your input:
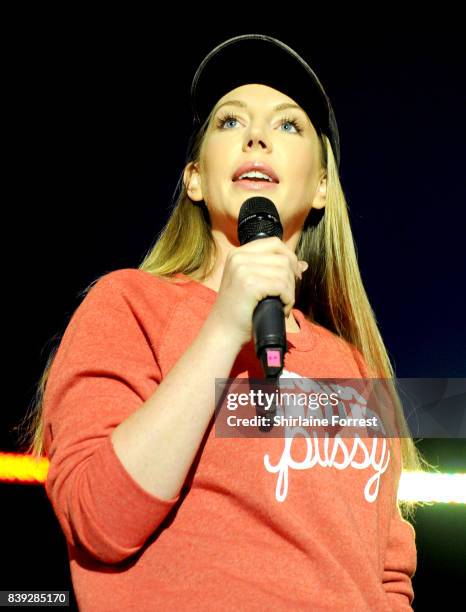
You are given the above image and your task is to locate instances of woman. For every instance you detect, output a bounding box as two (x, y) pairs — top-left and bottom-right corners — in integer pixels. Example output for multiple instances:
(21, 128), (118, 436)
(19, 35), (430, 610)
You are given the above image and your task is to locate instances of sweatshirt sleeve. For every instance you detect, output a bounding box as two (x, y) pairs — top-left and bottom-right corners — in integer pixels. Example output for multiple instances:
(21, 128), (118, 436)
(382, 438), (417, 610)
(43, 271), (180, 564)
(382, 509), (417, 610)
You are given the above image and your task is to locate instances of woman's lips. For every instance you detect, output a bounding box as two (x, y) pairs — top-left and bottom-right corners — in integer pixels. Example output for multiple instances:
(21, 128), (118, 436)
(232, 179), (279, 191)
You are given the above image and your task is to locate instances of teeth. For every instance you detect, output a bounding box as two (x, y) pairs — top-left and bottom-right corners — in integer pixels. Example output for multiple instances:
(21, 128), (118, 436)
(238, 170), (273, 182)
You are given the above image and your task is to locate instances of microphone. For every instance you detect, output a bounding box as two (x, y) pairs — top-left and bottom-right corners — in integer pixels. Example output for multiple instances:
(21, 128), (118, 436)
(237, 197), (288, 431)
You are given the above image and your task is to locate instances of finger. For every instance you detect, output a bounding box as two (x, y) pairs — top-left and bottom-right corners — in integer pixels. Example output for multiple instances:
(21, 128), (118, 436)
(253, 276), (295, 315)
(234, 243), (302, 278)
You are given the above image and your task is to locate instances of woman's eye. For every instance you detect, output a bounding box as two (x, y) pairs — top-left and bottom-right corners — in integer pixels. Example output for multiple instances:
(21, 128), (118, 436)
(281, 120), (299, 133)
(216, 114), (240, 129)
(224, 117), (238, 129)
(216, 114), (302, 134)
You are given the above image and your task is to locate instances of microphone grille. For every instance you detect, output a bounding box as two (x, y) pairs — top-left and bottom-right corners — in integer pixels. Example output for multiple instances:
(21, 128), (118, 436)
(237, 197), (283, 245)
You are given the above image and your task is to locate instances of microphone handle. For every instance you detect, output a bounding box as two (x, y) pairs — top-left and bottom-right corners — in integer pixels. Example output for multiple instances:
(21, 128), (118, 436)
(252, 296), (288, 378)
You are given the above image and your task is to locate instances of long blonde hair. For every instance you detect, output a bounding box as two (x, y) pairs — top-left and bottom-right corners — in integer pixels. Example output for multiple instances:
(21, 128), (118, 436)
(14, 108), (435, 520)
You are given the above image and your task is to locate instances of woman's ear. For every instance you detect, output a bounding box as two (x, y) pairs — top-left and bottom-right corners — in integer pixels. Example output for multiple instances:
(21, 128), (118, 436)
(184, 162), (204, 202)
(311, 172), (327, 210)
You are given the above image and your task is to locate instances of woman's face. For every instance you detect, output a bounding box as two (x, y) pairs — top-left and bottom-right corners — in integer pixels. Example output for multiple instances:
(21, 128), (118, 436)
(185, 83), (326, 245)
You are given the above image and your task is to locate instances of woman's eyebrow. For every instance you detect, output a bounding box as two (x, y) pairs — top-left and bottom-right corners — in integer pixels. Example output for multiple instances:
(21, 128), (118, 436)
(214, 100), (304, 114)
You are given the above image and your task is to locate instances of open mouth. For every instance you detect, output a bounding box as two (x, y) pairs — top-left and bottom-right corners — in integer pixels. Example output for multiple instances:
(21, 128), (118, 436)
(232, 178), (279, 190)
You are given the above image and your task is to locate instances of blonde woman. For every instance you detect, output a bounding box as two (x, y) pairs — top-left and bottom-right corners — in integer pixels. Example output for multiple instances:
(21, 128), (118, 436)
(18, 35), (431, 610)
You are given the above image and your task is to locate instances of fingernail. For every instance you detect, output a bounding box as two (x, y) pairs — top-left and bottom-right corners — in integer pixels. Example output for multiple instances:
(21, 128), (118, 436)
(300, 261), (309, 272)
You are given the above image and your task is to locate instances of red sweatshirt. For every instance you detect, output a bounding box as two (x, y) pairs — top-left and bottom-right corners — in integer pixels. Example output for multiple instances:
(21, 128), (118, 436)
(43, 269), (417, 611)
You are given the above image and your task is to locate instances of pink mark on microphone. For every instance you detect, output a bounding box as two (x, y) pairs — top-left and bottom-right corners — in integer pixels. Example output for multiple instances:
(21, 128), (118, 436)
(266, 349), (281, 367)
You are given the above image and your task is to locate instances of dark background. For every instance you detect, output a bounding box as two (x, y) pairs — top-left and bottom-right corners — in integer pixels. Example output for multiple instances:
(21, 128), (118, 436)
(3, 9), (465, 610)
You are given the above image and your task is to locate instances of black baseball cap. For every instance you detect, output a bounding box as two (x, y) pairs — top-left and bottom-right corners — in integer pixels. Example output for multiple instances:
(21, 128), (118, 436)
(186, 34), (341, 169)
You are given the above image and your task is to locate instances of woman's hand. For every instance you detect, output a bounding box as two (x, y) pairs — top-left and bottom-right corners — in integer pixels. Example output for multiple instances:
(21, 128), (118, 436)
(207, 236), (308, 348)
